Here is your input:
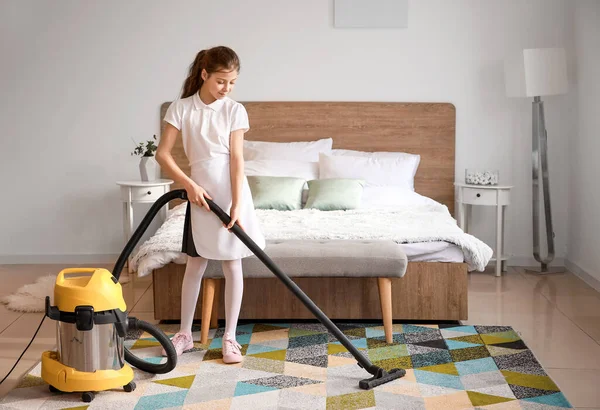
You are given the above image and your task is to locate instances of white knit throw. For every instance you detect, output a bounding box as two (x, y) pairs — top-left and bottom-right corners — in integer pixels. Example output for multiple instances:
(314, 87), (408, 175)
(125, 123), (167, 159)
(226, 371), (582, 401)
(131, 202), (492, 277)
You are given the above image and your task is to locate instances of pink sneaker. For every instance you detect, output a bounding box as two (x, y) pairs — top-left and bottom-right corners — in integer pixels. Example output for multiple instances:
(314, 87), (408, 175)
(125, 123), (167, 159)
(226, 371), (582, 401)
(222, 333), (243, 364)
(162, 332), (193, 357)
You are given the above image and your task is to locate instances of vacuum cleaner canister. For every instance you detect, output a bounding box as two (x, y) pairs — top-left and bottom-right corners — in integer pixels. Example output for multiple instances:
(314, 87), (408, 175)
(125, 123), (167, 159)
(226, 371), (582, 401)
(42, 268), (176, 403)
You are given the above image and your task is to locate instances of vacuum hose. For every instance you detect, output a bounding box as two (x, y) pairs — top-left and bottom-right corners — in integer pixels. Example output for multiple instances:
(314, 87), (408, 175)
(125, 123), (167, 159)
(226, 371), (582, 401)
(125, 317), (177, 374)
(112, 189), (187, 375)
(112, 189), (187, 279)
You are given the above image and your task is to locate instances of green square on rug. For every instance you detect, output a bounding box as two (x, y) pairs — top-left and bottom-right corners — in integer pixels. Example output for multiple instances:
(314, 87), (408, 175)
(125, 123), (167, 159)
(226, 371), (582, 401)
(0, 323), (573, 409)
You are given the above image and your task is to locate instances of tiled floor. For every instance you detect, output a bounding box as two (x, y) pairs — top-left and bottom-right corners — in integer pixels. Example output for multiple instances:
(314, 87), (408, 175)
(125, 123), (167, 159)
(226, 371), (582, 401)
(0, 264), (599, 408)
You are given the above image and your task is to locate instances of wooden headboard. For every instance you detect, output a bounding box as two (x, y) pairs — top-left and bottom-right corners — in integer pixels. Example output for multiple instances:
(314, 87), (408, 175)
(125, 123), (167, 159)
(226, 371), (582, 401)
(160, 101), (456, 214)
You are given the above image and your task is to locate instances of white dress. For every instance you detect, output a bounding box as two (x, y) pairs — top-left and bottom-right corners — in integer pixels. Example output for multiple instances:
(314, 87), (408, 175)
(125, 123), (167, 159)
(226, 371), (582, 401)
(164, 93), (266, 260)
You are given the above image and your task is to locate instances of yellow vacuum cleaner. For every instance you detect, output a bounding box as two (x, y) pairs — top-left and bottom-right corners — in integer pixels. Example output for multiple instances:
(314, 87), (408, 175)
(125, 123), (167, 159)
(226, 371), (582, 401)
(42, 267), (177, 402)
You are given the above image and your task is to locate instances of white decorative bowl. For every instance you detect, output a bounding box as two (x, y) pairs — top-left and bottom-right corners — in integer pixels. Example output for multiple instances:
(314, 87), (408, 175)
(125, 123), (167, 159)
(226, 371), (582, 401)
(465, 169), (499, 185)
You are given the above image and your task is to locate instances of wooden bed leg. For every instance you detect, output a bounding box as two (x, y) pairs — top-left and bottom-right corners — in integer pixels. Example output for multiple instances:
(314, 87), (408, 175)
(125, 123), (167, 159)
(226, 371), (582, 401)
(201, 278), (217, 345)
(210, 279), (221, 329)
(377, 277), (393, 344)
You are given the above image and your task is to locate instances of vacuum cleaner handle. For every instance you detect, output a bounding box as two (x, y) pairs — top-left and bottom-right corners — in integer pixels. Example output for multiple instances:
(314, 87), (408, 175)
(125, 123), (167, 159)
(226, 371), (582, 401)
(205, 197), (406, 388)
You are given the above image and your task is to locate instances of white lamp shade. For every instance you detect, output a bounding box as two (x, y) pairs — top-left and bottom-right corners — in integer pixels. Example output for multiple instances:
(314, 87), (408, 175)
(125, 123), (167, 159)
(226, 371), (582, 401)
(504, 47), (568, 98)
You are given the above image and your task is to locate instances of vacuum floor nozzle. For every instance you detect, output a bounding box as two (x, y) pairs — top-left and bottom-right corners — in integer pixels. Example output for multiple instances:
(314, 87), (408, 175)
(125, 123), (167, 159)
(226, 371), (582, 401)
(359, 367), (406, 390)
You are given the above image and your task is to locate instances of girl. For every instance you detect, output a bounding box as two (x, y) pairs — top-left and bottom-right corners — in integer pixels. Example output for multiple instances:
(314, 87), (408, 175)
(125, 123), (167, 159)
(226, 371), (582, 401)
(156, 46), (266, 364)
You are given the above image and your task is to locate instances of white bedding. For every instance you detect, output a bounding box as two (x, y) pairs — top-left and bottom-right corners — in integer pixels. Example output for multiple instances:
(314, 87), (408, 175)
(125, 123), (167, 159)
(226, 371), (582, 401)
(131, 193), (492, 277)
(401, 241), (464, 263)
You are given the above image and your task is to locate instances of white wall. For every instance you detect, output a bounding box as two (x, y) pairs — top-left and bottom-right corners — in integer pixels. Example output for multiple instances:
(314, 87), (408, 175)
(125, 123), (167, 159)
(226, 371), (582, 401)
(0, 0), (577, 264)
(567, 0), (600, 285)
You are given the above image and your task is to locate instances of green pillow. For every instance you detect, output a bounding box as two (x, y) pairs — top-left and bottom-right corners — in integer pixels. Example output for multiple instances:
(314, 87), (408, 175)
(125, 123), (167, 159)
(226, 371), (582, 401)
(247, 176), (306, 210)
(304, 178), (365, 211)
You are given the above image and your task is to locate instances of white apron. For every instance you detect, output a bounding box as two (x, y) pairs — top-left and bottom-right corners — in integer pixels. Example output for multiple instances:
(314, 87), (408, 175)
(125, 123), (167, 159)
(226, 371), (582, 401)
(189, 155), (265, 260)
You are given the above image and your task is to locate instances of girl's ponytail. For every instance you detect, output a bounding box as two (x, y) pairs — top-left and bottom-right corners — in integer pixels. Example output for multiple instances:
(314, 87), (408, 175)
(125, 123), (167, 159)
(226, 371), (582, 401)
(181, 50), (207, 98)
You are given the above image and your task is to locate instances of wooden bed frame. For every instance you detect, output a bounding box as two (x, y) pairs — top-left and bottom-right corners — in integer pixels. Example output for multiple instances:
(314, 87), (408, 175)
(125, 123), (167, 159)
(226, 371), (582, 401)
(152, 101), (467, 326)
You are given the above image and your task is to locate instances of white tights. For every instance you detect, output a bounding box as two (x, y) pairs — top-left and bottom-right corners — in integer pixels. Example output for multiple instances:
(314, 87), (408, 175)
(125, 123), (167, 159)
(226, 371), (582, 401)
(179, 256), (243, 340)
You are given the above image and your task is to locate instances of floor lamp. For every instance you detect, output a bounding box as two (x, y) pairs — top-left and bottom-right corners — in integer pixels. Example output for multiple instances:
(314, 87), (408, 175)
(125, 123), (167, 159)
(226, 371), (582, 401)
(504, 47), (568, 274)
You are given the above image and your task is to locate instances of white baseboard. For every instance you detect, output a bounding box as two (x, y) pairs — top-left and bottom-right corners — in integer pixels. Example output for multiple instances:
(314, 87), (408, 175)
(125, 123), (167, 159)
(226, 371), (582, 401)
(0, 254), (119, 265)
(565, 259), (600, 293)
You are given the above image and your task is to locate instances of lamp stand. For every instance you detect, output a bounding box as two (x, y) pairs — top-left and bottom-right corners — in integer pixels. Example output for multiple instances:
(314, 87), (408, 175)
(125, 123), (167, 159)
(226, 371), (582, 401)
(527, 96), (565, 274)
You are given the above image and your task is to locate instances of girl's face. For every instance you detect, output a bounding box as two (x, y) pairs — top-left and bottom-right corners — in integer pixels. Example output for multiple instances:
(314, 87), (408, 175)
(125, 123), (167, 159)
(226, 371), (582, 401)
(201, 68), (238, 100)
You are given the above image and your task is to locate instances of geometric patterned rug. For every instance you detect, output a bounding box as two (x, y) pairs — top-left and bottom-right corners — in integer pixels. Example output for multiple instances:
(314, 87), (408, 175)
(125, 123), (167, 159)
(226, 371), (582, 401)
(0, 322), (572, 409)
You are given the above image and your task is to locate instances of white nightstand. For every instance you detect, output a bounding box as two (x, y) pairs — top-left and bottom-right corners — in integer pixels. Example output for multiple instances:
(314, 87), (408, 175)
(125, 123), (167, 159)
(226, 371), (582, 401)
(455, 182), (512, 277)
(116, 179), (174, 273)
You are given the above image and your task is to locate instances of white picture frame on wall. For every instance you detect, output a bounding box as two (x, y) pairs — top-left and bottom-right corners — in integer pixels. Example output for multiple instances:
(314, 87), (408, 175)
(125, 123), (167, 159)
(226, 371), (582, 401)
(334, 0), (409, 28)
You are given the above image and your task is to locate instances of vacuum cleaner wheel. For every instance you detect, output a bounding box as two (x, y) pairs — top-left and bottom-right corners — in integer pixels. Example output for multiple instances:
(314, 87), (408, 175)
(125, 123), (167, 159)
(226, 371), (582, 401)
(47, 381), (135, 402)
(81, 391), (95, 402)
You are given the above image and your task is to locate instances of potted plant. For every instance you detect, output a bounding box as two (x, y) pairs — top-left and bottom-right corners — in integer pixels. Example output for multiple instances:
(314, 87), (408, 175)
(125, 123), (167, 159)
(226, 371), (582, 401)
(131, 135), (158, 181)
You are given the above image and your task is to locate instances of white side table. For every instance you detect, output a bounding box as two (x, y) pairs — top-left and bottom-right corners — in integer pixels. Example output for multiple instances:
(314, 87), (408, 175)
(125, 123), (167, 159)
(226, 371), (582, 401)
(116, 179), (174, 273)
(455, 182), (512, 277)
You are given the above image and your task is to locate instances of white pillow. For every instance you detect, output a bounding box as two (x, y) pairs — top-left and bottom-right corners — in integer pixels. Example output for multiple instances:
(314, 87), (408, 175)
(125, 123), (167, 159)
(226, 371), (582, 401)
(319, 153), (420, 190)
(244, 138), (333, 161)
(332, 149), (420, 172)
(244, 159), (318, 181)
(360, 186), (439, 209)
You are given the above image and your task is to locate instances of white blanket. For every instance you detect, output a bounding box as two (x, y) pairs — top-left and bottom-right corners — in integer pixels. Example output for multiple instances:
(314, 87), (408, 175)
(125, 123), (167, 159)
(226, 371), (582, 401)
(131, 202), (493, 277)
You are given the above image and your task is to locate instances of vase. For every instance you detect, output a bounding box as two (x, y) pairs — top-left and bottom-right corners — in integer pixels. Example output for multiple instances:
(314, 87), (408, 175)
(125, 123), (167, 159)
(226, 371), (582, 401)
(139, 156), (158, 182)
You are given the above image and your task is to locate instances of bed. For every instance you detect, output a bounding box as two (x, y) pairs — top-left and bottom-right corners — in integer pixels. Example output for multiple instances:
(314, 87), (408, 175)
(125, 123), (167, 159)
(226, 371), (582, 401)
(136, 101), (492, 332)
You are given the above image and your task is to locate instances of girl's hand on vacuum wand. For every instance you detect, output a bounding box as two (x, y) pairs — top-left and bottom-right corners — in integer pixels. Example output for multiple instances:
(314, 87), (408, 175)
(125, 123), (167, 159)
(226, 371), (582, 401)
(226, 204), (244, 231)
(185, 181), (212, 212)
